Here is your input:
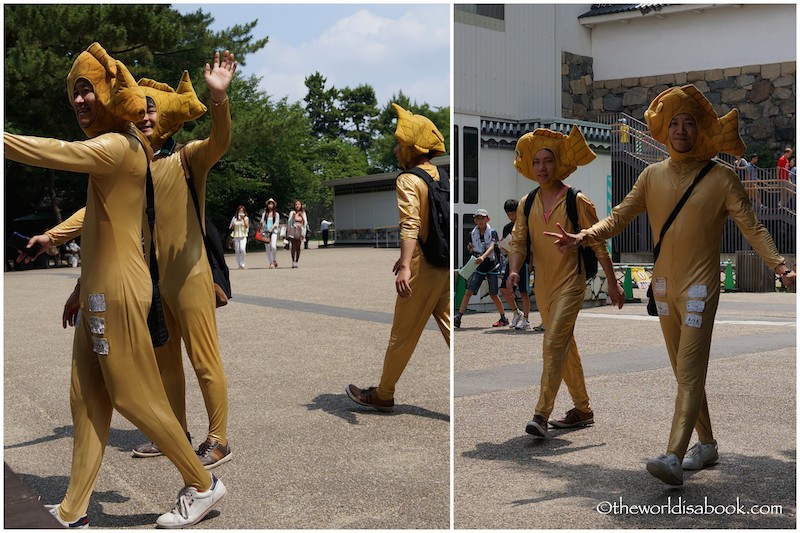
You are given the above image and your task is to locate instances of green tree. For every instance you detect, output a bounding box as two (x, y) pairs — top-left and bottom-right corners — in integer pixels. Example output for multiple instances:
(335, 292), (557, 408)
(303, 72), (342, 139)
(339, 84), (379, 152)
(4, 4), (267, 229)
(368, 91), (450, 173)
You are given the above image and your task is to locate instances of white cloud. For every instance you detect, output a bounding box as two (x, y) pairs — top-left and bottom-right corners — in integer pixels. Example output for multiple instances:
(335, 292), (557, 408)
(249, 6), (450, 108)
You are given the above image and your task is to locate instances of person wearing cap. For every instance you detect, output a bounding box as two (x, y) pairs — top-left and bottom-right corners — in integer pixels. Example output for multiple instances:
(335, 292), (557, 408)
(454, 208), (508, 328)
(260, 198), (281, 267)
(547, 85), (795, 486)
(37, 52), (237, 473)
(5, 42), (226, 528)
(507, 126), (624, 440)
(345, 103), (450, 412)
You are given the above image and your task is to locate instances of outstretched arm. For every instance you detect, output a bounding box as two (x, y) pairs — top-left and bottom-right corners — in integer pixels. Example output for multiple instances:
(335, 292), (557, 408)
(184, 50), (237, 180)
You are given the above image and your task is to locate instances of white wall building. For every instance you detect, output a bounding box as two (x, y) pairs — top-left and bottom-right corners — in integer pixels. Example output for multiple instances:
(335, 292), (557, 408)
(454, 4), (608, 266)
(454, 3), (796, 267)
(324, 156), (450, 247)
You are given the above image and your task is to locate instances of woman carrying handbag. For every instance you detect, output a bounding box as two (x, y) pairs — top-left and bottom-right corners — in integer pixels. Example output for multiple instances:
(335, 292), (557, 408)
(287, 199), (308, 268)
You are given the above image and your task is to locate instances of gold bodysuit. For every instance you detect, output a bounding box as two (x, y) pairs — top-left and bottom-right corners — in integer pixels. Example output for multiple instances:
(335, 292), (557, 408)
(510, 187), (610, 418)
(46, 100), (231, 447)
(5, 130), (211, 521)
(583, 157), (784, 459)
(376, 162), (451, 400)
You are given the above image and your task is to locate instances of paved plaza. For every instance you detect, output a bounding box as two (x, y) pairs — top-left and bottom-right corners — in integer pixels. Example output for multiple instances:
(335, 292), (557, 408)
(4, 245), (450, 529)
(454, 288), (796, 529)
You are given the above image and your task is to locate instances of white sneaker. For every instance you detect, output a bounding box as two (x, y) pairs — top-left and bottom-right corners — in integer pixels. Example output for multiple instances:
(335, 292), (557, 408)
(515, 318), (531, 330)
(646, 453), (683, 485)
(156, 475), (226, 529)
(682, 440), (718, 470)
(509, 309), (522, 328)
(45, 504), (89, 529)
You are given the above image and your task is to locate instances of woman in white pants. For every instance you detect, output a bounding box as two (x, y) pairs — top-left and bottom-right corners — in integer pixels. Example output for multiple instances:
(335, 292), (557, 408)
(229, 205), (249, 269)
(260, 198), (280, 268)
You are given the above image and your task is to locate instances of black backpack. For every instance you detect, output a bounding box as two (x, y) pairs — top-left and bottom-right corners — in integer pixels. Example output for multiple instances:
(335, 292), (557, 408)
(404, 167), (450, 268)
(523, 186), (598, 278)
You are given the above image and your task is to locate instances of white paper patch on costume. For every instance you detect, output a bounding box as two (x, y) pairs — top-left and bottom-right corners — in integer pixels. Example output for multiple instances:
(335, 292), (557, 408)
(685, 314), (703, 329)
(89, 316), (105, 335)
(656, 301), (670, 316)
(88, 293), (106, 312)
(653, 277), (667, 297)
(688, 285), (707, 299)
(92, 336), (110, 356)
(686, 300), (706, 313)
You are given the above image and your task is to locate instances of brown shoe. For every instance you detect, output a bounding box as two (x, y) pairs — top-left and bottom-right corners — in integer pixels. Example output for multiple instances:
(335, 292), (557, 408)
(549, 408), (594, 428)
(132, 441), (163, 458)
(525, 414), (549, 437)
(345, 384), (394, 412)
(196, 438), (232, 470)
(132, 432), (191, 458)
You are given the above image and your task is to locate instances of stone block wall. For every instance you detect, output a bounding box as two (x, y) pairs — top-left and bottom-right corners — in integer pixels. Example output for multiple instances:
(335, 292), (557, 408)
(562, 51), (796, 155)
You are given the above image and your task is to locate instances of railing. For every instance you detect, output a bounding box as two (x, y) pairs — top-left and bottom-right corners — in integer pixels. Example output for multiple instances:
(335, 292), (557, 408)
(373, 225), (401, 248)
(596, 112), (796, 256)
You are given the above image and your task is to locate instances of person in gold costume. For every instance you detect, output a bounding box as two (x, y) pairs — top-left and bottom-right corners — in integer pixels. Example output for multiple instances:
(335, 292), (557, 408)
(29, 51), (237, 471)
(507, 126), (624, 439)
(5, 42), (225, 528)
(345, 103), (450, 412)
(546, 84), (796, 486)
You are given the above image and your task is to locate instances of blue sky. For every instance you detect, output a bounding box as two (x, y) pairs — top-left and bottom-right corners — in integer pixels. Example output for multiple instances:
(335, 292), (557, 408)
(174, 3), (451, 109)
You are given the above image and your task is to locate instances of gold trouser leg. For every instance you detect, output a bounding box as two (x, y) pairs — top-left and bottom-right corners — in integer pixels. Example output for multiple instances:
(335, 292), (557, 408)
(377, 260), (449, 400)
(535, 287), (590, 419)
(659, 298), (717, 460)
(154, 302), (187, 431)
(58, 303), (211, 522)
(172, 277), (228, 445)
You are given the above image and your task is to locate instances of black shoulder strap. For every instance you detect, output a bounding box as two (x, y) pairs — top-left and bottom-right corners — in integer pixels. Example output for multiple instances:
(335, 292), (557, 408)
(523, 187), (540, 262)
(180, 146), (208, 240)
(128, 133), (161, 285)
(405, 166), (434, 186)
(565, 187), (584, 275)
(565, 187), (581, 234)
(653, 160), (716, 262)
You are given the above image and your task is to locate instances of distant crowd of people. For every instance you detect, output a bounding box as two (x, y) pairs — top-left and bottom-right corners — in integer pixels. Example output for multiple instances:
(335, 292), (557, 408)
(227, 199), (333, 270)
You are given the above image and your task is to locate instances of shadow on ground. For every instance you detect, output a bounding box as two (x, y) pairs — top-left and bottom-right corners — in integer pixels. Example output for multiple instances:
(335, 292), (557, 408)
(305, 393), (449, 424)
(460, 436), (796, 528)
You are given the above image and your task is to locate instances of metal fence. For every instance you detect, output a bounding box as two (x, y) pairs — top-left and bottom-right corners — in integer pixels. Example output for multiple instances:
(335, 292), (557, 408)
(598, 113), (796, 257)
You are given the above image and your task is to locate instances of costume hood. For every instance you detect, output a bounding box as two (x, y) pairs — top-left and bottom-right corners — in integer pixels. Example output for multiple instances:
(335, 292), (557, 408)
(138, 71), (207, 143)
(514, 125), (596, 182)
(66, 42), (146, 138)
(644, 84), (745, 162)
(392, 103), (446, 170)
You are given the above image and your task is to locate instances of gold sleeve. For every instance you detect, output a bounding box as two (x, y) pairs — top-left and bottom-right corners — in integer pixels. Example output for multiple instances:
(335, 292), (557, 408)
(725, 173), (785, 271)
(576, 193), (610, 260)
(46, 207), (87, 246)
(397, 172), (422, 241)
(584, 171), (648, 245)
(5, 133), (124, 176)
(182, 97), (231, 189)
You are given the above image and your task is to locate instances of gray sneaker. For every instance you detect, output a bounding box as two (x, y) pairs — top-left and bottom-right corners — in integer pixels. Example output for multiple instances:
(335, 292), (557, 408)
(646, 453), (683, 486)
(682, 440), (718, 470)
(509, 309), (522, 328)
(515, 318), (531, 330)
